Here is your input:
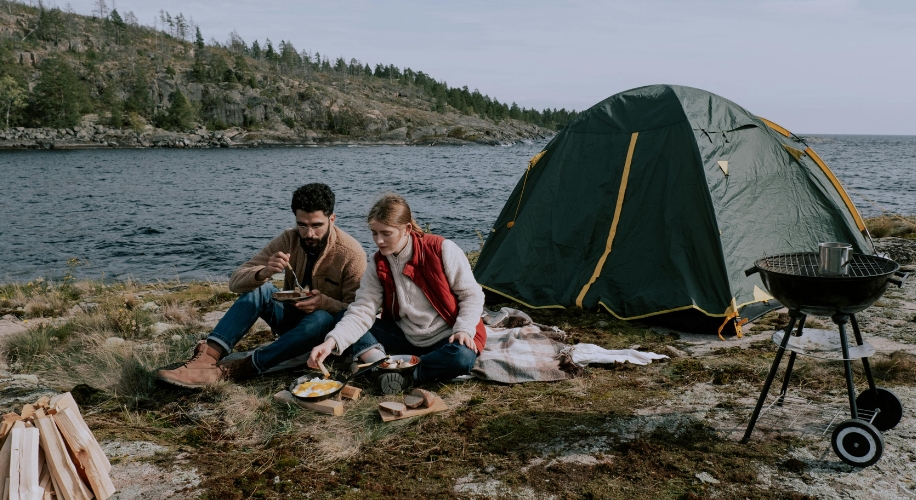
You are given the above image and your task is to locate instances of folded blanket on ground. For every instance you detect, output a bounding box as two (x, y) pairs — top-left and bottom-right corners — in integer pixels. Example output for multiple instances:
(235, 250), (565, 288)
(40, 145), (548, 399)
(470, 307), (668, 384)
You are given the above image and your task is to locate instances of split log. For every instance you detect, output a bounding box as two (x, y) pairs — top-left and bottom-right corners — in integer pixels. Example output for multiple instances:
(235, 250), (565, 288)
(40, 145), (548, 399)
(19, 406), (36, 422)
(33, 411), (91, 500)
(8, 427), (44, 500)
(35, 468), (49, 500)
(52, 408), (114, 500)
(49, 394), (110, 473)
(0, 414), (19, 441)
(0, 428), (12, 498)
(339, 385), (361, 401)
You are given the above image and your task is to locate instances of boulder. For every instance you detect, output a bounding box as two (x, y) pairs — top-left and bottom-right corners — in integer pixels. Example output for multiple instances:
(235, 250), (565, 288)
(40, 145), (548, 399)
(380, 127), (408, 141)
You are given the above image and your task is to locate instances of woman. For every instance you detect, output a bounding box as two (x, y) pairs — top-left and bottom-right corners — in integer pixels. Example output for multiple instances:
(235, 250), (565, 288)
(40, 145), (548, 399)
(308, 194), (486, 389)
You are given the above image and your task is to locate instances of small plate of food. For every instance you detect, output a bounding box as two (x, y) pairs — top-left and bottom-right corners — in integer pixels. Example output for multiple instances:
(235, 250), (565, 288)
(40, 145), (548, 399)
(272, 288), (313, 303)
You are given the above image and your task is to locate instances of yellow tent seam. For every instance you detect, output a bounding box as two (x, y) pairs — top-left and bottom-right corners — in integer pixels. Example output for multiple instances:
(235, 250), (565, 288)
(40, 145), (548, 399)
(598, 297), (769, 321)
(758, 116), (791, 137)
(805, 147), (867, 231)
(480, 285), (565, 310)
(507, 150), (547, 229)
(575, 132), (638, 308)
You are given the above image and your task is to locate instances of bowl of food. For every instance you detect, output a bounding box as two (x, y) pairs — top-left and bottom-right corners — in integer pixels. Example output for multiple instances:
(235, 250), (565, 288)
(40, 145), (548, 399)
(378, 355), (420, 372)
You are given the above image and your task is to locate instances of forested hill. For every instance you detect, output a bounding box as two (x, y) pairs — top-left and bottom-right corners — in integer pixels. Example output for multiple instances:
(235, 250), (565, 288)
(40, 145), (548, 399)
(0, 1), (577, 148)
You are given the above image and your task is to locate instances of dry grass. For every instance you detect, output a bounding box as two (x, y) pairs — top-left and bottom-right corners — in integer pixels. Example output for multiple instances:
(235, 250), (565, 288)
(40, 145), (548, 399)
(865, 215), (916, 238)
(160, 301), (200, 324)
(3, 277), (911, 499)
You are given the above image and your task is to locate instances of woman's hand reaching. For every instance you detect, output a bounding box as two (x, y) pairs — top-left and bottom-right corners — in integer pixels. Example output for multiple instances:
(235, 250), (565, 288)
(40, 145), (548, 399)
(449, 331), (478, 353)
(308, 338), (337, 369)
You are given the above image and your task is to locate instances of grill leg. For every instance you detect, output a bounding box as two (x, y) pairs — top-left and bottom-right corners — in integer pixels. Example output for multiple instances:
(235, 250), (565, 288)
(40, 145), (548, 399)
(833, 313), (859, 420)
(850, 314), (878, 392)
(777, 316), (806, 403)
(742, 313), (799, 443)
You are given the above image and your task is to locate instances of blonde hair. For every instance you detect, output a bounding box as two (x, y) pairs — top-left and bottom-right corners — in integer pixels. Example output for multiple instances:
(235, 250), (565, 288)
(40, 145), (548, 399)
(367, 193), (424, 237)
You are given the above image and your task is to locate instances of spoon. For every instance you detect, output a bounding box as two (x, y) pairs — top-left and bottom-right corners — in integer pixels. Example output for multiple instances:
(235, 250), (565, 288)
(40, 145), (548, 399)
(286, 262), (304, 292)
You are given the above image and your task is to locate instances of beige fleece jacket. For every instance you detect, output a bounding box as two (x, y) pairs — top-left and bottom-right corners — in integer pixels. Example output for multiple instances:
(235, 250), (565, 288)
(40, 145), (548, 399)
(326, 235), (485, 354)
(228, 225), (367, 313)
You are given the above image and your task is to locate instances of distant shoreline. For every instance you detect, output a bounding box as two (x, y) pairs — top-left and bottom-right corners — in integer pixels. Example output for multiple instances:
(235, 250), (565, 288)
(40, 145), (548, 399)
(0, 124), (551, 150)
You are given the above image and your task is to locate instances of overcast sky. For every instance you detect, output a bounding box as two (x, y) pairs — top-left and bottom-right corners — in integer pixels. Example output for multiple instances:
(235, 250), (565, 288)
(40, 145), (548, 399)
(57, 0), (916, 135)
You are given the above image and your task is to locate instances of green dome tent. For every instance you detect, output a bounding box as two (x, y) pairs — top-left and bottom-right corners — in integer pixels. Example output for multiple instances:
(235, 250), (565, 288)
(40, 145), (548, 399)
(474, 84), (872, 334)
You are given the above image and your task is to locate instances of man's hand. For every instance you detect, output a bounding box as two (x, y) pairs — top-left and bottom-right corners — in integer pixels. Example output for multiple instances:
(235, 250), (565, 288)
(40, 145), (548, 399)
(256, 252), (291, 281)
(449, 331), (478, 353)
(294, 289), (323, 313)
(308, 338), (337, 369)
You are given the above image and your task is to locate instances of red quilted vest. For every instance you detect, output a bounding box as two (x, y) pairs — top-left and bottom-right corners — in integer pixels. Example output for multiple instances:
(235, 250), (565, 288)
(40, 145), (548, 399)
(375, 233), (487, 352)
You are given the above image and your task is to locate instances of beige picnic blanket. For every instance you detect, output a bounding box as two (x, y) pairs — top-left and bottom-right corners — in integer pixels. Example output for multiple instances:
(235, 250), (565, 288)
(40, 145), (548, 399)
(470, 308), (668, 384)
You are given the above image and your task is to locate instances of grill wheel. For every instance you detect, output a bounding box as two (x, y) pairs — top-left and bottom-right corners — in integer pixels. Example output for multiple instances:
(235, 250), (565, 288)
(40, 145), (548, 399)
(831, 419), (884, 467)
(856, 388), (903, 432)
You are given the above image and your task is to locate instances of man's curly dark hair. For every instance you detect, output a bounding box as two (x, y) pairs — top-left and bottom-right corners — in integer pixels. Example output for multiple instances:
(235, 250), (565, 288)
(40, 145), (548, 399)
(290, 183), (335, 215)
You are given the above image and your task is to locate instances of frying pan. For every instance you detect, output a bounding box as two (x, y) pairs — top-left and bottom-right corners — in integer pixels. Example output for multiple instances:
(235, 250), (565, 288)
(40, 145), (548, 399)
(289, 357), (388, 402)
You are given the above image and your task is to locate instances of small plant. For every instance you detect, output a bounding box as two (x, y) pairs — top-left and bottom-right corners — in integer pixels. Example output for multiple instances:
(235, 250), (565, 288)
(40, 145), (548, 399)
(2, 322), (76, 372)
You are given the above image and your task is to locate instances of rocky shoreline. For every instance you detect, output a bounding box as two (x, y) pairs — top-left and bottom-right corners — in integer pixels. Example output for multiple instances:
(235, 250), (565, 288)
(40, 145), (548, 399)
(0, 121), (552, 150)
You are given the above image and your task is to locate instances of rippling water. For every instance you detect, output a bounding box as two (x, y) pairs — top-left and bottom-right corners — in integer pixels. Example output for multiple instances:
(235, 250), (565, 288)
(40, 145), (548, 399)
(1, 135), (913, 282)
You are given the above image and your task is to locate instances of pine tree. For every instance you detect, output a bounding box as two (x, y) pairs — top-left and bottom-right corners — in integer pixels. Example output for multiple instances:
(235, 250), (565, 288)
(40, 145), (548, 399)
(265, 39), (276, 61)
(125, 71), (153, 117)
(36, 6), (66, 42)
(108, 9), (125, 44)
(195, 26), (204, 50)
(161, 89), (195, 130)
(250, 39), (261, 59)
(31, 57), (86, 128)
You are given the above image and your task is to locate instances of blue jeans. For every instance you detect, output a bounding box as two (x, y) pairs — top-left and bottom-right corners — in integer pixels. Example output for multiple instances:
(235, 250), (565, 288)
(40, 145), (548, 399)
(208, 283), (339, 373)
(349, 319), (477, 383)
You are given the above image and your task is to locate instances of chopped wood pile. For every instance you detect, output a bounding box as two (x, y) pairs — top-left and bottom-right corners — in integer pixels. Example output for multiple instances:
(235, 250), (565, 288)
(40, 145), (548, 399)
(0, 393), (114, 500)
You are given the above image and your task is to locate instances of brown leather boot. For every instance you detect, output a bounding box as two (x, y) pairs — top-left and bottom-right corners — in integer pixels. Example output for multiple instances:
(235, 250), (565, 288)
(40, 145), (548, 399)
(218, 356), (260, 382)
(156, 340), (225, 388)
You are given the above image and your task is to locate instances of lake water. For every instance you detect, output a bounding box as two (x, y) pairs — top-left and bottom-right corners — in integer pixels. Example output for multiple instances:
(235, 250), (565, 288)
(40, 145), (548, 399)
(1, 135), (914, 282)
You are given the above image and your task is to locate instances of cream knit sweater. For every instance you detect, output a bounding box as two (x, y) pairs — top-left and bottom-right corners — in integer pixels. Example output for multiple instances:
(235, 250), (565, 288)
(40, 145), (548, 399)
(327, 235), (485, 354)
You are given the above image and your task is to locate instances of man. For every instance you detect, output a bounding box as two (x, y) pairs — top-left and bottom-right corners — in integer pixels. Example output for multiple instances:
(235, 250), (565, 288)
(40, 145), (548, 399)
(157, 183), (367, 387)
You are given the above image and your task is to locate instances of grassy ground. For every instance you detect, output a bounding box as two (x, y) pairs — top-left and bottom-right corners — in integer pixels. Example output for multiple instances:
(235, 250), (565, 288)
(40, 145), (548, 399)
(864, 215), (916, 239)
(2, 270), (916, 499)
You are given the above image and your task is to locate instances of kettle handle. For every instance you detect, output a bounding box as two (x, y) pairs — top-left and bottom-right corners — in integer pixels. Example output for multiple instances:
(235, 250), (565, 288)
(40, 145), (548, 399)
(745, 267), (760, 277)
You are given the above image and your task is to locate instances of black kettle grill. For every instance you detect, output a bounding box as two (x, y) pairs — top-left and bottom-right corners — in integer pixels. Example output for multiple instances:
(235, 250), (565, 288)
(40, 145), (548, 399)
(742, 252), (910, 467)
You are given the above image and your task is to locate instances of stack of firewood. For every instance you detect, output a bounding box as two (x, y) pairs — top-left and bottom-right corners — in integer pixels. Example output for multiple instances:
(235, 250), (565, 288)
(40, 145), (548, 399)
(0, 393), (114, 500)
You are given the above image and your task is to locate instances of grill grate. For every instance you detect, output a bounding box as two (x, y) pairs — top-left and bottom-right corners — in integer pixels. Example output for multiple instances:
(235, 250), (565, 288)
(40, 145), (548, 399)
(756, 252), (897, 278)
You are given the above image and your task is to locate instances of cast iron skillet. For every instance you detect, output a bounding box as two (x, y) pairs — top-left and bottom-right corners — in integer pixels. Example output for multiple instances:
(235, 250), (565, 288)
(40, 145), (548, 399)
(289, 357), (388, 403)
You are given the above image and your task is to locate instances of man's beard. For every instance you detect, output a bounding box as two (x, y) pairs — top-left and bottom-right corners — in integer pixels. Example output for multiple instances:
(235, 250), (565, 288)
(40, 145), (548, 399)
(300, 230), (330, 253)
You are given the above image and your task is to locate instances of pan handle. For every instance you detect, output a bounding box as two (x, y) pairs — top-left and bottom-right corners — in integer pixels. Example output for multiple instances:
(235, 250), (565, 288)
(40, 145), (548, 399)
(888, 271), (910, 288)
(745, 266), (760, 277)
(343, 356), (390, 382)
